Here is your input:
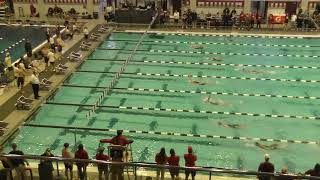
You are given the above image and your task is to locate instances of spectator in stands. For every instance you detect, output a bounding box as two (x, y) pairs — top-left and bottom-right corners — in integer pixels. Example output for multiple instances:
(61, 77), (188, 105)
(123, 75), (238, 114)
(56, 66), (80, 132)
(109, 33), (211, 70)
(305, 163), (320, 177)
(167, 148), (179, 180)
(83, 27), (89, 39)
(155, 147), (167, 180)
(4, 52), (12, 71)
(75, 144), (89, 180)
(184, 146), (197, 180)
(96, 146), (109, 180)
(296, 9), (303, 29)
(284, 13), (289, 30)
(257, 13), (262, 29)
(25, 39), (32, 58)
(257, 154), (274, 180)
(9, 143), (29, 179)
(223, 7), (230, 27)
(30, 3), (36, 17)
(62, 143), (73, 180)
(276, 166), (294, 180)
(231, 8), (236, 17)
(55, 24), (61, 36)
(239, 11), (245, 29)
(268, 14), (274, 30)
(30, 71), (40, 99)
(173, 10), (180, 23)
(250, 13), (255, 29)
(191, 10), (197, 28)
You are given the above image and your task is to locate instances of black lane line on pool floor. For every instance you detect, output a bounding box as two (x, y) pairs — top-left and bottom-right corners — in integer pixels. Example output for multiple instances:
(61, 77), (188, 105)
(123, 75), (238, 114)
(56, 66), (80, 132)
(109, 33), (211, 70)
(24, 123), (319, 145)
(76, 70), (320, 84)
(97, 48), (320, 59)
(87, 58), (320, 70)
(62, 84), (320, 100)
(106, 39), (319, 48)
(46, 101), (320, 120)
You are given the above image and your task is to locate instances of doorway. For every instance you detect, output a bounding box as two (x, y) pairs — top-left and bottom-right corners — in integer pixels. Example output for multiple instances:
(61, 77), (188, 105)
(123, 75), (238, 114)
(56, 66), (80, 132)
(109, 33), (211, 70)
(172, 0), (181, 13)
(285, 2), (298, 16)
(251, 1), (268, 18)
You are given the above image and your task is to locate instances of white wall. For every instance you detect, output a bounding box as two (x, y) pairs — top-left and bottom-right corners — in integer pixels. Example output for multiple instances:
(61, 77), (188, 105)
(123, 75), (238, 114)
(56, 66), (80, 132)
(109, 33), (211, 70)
(268, 7), (285, 16)
(195, 7), (243, 15)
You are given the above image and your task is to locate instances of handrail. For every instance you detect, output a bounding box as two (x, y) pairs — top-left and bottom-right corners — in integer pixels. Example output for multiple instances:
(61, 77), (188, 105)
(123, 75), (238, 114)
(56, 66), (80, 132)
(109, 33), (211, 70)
(1, 154), (319, 179)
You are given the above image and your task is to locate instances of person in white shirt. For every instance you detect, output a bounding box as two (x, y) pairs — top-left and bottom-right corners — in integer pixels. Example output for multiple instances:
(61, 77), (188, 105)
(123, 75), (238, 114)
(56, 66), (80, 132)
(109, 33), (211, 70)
(83, 27), (89, 39)
(62, 143), (74, 180)
(173, 10), (180, 23)
(30, 71), (40, 99)
(48, 50), (55, 67)
(4, 52), (13, 71)
(49, 37), (55, 50)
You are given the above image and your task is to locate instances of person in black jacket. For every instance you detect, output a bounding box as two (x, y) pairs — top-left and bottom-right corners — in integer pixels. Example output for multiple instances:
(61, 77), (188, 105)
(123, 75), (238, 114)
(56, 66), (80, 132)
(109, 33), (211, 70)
(24, 39), (32, 58)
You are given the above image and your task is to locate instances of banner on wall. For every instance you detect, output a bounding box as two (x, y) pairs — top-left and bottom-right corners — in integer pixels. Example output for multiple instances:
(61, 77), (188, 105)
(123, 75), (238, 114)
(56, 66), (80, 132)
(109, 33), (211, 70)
(272, 15), (286, 24)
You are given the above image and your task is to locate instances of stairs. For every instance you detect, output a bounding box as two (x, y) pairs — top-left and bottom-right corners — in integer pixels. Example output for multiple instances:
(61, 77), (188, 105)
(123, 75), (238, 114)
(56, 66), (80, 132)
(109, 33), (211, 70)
(0, 6), (6, 19)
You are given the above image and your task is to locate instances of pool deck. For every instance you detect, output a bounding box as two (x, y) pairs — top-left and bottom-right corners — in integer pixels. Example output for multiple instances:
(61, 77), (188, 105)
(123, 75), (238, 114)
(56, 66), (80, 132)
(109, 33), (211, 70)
(0, 20), (111, 145)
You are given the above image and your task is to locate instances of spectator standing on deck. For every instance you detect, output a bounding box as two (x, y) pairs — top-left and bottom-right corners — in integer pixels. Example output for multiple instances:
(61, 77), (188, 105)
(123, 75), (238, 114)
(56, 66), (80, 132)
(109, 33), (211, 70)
(173, 10), (180, 23)
(84, 27), (89, 39)
(257, 13), (262, 29)
(184, 146), (197, 180)
(305, 163), (320, 177)
(9, 143), (29, 180)
(30, 71), (40, 99)
(16, 63), (26, 89)
(49, 36), (55, 50)
(62, 143), (73, 180)
(167, 148), (180, 180)
(75, 144), (89, 180)
(96, 146), (109, 180)
(24, 39), (32, 58)
(46, 28), (51, 42)
(155, 147), (167, 180)
(257, 154), (275, 180)
(4, 52), (13, 71)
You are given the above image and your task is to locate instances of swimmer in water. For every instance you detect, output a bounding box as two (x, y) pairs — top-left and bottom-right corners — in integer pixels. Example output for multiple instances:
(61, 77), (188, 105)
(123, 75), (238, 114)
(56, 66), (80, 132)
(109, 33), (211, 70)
(218, 121), (242, 129)
(203, 96), (225, 105)
(191, 44), (204, 49)
(188, 75), (206, 85)
(242, 68), (274, 74)
(255, 142), (284, 150)
(210, 57), (222, 61)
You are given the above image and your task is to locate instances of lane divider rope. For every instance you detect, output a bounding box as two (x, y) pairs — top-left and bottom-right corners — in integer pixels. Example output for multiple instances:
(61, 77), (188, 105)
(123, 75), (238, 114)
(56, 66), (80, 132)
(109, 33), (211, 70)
(47, 101), (320, 121)
(153, 32), (307, 39)
(62, 84), (320, 100)
(24, 123), (319, 145)
(76, 70), (320, 84)
(85, 13), (159, 120)
(97, 48), (320, 58)
(109, 39), (316, 48)
(88, 58), (320, 70)
(0, 38), (26, 54)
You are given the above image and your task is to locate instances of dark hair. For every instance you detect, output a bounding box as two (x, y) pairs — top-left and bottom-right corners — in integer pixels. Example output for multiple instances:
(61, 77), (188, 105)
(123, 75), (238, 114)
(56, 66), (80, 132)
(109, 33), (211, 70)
(117, 130), (123, 136)
(314, 163), (320, 172)
(170, 149), (175, 156)
(64, 143), (69, 148)
(78, 144), (83, 150)
(159, 147), (166, 157)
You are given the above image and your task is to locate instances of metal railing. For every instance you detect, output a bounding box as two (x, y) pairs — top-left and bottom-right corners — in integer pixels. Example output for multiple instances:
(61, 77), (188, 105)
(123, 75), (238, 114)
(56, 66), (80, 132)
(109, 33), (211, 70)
(1, 154), (320, 180)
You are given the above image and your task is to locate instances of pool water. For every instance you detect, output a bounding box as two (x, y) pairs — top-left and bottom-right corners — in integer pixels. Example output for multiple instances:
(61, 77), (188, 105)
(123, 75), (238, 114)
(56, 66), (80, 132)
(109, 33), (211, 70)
(6, 32), (320, 173)
(0, 25), (47, 61)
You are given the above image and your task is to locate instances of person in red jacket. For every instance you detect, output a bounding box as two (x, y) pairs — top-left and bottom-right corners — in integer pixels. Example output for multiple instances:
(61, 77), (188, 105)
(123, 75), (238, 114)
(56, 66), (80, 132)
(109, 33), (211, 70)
(96, 146), (109, 180)
(155, 147), (167, 180)
(184, 146), (197, 180)
(167, 149), (180, 180)
(75, 144), (89, 180)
